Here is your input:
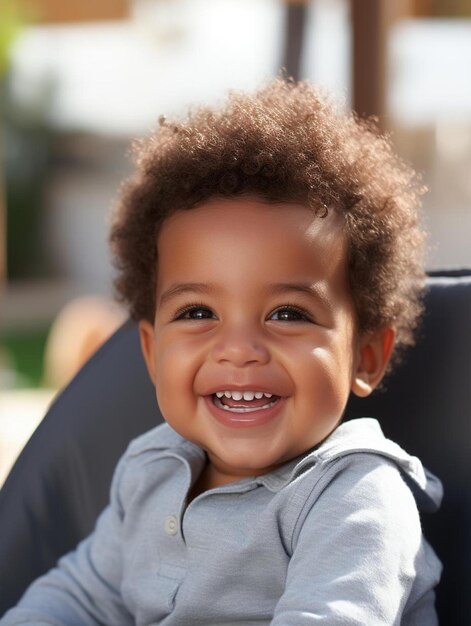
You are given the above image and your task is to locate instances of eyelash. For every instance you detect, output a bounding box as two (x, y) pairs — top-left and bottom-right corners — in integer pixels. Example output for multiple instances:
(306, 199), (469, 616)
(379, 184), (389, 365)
(174, 303), (215, 321)
(270, 303), (313, 323)
(173, 302), (312, 323)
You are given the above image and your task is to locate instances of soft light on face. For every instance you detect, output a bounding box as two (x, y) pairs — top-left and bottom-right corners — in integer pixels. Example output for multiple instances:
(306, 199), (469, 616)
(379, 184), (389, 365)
(139, 197), (389, 485)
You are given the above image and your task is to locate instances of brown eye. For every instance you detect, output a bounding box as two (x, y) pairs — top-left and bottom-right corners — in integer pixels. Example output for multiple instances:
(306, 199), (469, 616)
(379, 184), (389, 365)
(176, 306), (215, 321)
(270, 307), (310, 322)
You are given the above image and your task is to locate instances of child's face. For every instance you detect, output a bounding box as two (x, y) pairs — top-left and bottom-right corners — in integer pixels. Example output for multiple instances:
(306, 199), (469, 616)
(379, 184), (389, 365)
(140, 197), (393, 484)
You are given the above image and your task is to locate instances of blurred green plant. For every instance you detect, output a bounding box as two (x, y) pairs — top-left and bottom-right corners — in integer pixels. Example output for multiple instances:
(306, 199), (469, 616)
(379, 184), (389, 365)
(0, 1), (25, 78)
(1, 327), (49, 388)
(0, 1), (58, 281)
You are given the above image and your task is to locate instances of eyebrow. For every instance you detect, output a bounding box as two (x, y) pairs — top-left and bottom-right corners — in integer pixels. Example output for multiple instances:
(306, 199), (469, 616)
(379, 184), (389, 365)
(267, 282), (331, 310)
(158, 282), (217, 308)
(158, 281), (330, 310)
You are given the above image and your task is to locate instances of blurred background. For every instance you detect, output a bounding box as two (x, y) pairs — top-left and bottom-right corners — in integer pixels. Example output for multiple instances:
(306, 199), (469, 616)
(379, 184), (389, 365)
(1, 0), (471, 483)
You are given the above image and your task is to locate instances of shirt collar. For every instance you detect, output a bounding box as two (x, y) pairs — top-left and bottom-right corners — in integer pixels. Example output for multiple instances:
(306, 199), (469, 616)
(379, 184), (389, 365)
(253, 448), (319, 492)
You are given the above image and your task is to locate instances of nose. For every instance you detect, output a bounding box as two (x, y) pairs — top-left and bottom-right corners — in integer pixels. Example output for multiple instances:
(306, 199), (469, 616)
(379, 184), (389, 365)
(211, 322), (270, 367)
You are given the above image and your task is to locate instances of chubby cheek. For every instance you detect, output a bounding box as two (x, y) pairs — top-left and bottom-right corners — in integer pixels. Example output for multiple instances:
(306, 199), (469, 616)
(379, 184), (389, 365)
(153, 334), (205, 423)
(307, 347), (350, 405)
(290, 334), (354, 420)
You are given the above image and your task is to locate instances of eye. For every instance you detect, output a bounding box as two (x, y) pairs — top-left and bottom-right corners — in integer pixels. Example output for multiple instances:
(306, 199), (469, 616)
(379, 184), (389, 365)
(269, 305), (312, 322)
(174, 304), (216, 321)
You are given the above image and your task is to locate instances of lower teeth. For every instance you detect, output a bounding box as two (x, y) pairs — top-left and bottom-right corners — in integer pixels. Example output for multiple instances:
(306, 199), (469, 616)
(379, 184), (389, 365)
(213, 396), (277, 413)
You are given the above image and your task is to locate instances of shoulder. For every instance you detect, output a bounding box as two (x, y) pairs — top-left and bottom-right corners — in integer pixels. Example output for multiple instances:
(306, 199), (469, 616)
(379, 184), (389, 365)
(289, 452), (422, 556)
(320, 452), (420, 521)
(282, 419), (436, 548)
(298, 448), (420, 518)
(307, 418), (441, 511)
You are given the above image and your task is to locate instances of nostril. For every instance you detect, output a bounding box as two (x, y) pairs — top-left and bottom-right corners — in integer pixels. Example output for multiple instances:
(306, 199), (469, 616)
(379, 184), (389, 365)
(211, 337), (271, 366)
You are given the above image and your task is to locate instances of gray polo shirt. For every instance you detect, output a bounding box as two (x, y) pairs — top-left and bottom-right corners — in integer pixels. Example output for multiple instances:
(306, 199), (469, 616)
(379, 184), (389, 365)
(2, 418), (442, 626)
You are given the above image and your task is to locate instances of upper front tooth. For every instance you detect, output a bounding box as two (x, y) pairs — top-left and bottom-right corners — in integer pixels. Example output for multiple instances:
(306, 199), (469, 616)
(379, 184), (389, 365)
(217, 390), (272, 400)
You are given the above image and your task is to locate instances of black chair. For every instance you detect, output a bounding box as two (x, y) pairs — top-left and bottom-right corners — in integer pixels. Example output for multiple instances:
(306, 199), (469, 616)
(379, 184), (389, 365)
(0, 321), (162, 613)
(1, 271), (470, 624)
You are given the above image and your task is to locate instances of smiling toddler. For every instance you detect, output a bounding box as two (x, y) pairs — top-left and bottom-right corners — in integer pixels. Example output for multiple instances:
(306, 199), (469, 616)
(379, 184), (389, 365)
(2, 79), (442, 625)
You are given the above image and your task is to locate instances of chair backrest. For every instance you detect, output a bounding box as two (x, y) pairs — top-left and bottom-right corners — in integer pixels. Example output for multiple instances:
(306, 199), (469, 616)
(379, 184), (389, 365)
(1, 271), (470, 624)
(0, 319), (162, 612)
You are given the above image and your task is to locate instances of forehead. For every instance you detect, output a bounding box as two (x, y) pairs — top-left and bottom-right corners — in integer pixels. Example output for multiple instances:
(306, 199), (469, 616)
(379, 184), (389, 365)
(156, 197), (347, 287)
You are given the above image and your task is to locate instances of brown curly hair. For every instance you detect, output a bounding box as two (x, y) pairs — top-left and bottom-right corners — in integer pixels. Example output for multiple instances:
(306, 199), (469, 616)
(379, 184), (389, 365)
(110, 78), (426, 370)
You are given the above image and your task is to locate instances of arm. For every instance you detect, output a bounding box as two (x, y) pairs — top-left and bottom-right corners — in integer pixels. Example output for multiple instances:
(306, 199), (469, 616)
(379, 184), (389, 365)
(272, 455), (440, 625)
(1, 456), (134, 626)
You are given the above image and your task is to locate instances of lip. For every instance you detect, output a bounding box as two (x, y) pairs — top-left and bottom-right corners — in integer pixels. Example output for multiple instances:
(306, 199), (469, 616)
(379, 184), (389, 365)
(204, 385), (280, 397)
(203, 394), (285, 429)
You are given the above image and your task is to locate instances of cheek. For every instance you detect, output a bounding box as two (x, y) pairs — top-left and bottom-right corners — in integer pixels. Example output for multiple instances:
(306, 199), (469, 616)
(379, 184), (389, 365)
(311, 347), (351, 399)
(289, 336), (354, 405)
(153, 334), (205, 409)
(154, 331), (205, 371)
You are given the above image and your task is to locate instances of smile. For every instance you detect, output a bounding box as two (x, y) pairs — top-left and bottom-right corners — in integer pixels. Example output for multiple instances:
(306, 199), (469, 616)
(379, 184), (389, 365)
(213, 392), (278, 413)
(206, 390), (283, 428)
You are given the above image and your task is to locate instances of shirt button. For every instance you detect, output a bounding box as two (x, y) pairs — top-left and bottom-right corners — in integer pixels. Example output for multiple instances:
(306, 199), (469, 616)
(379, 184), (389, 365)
(164, 515), (178, 536)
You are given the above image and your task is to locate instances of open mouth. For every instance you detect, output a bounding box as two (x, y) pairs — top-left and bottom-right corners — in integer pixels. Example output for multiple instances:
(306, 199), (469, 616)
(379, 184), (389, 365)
(211, 390), (280, 413)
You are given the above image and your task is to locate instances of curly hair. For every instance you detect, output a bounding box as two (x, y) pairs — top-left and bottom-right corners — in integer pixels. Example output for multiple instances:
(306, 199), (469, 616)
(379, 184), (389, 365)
(110, 78), (426, 371)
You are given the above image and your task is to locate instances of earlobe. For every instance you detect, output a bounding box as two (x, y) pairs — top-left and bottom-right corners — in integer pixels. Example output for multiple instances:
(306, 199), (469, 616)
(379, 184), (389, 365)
(139, 320), (157, 385)
(351, 327), (395, 398)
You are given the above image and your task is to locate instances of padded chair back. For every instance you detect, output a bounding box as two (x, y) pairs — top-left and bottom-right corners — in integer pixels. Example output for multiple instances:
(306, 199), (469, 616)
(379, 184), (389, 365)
(1, 271), (470, 625)
(0, 320), (162, 612)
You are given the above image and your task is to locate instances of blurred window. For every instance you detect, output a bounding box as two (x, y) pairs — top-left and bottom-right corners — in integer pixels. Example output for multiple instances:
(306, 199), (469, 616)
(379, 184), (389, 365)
(388, 15), (471, 269)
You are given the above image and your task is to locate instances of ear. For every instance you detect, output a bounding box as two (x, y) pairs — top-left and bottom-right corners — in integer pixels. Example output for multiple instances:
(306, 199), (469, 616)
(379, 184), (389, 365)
(139, 320), (157, 386)
(351, 327), (396, 397)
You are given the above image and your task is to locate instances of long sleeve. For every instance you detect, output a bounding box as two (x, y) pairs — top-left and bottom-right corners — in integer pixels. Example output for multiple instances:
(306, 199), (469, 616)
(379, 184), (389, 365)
(1, 455), (134, 626)
(271, 454), (441, 625)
